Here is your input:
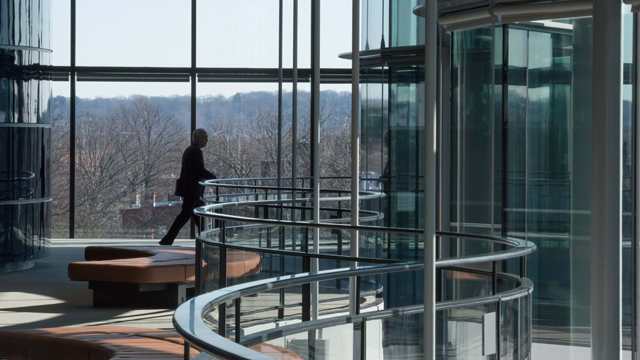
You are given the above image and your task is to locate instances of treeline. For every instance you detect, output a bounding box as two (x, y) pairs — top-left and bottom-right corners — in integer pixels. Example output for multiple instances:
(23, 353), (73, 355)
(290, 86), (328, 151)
(50, 91), (352, 238)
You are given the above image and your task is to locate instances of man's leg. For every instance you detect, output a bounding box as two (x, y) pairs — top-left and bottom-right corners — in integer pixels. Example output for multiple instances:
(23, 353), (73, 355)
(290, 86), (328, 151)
(191, 199), (205, 233)
(159, 197), (198, 245)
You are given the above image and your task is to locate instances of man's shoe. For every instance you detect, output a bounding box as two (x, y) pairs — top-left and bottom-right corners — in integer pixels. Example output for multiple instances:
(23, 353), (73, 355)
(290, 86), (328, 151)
(158, 240), (172, 246)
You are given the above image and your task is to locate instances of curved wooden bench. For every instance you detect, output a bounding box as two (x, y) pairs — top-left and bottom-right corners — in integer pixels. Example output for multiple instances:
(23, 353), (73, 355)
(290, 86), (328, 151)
(68, 246), (261, 308)
(0, 326), (302, 360)
(0, 326), (199, 360)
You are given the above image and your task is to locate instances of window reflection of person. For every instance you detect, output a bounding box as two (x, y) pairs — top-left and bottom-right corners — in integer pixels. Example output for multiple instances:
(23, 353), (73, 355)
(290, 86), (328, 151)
(159, 129), (216, 246)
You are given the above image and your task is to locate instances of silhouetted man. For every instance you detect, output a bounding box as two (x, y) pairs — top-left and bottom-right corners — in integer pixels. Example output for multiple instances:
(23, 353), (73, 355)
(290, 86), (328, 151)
(159, 128), (216, 245)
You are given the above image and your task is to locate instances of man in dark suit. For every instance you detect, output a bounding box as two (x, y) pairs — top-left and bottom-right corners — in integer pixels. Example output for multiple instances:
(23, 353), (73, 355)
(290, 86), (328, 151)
(159, 128), (216, 246)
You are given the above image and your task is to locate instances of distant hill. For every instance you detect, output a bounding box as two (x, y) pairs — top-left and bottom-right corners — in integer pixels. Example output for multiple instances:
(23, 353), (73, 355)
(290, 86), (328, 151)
(53, 90), (352, 131)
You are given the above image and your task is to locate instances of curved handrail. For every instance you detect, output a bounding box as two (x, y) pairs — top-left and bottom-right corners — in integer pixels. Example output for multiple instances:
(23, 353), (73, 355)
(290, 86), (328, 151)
(179, 177), (536, 359)
(202, 175), (382, 183)
(197, 222), (536, 269)
(174, 262), (534, 360)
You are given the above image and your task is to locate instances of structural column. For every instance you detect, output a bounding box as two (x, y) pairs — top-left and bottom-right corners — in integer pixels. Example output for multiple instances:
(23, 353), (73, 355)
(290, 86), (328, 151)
(423, 0), (437, 359)
(310, 0), (321, 322)
(349, 0), (360, 317)
(591, 1), (624, 359)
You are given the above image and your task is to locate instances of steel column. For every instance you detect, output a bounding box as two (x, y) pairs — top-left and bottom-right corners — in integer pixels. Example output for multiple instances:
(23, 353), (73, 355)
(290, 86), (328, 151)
(591, 1), (624, 358)
(633, 11), (640, 360)
(310, 0), (321, 322)
(349, 0), (361, 319)
(189, 0), (197, 239)
(423, 0), (438, 358)
(69, 0), (76, 238)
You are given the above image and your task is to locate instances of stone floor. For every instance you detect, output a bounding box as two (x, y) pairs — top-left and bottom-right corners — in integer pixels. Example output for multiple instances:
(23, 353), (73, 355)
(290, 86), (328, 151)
(0, 238), (194, 331)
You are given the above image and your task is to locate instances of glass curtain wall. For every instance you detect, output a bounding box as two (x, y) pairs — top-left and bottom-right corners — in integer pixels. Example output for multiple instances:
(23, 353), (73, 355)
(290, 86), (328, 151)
(51, 0), (352, 239)
(451, 13), (636, 358)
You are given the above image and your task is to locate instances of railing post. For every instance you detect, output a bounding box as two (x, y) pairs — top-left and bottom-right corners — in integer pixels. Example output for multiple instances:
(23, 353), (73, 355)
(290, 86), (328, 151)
(219, 220), (228, 337)
(215, 186), (220, 229)
(302, 254), (311, 323)
(492, 261), (497, 295)
(361, 320), (367, 360)
(195, 238), (202, 296)
(183, 341), (190, 360)
(496, 300), (502, 360)
(235, 297), (241, 343)
(355, 275), (361, 315)
(337, 207), (343, 290)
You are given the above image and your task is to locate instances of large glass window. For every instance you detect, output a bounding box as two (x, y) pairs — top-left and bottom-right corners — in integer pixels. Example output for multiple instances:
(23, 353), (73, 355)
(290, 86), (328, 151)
(51, 83), (70, 238)
(51, 0), (70, 66)
(320, 0), (352, 68)
(448, 15), (638, 358)
(197, 83), (279, 179)
(197, 0), (279, 68)
(74, 83), (191, 239)
(76, 0), (190, 66)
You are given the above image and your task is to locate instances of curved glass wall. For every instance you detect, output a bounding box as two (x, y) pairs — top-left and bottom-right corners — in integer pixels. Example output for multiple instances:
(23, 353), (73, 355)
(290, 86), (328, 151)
(0, 0), (52, 272)
(361, 1), (636, 358)
(450, 14), (635, 359)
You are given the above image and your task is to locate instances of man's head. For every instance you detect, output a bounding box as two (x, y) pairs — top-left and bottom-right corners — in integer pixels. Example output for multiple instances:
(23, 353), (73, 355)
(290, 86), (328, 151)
(193, 128), (209, 148)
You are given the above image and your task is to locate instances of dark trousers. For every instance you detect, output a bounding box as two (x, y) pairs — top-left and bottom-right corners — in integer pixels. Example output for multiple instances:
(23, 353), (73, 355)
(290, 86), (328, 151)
(160, 197), (204, 245)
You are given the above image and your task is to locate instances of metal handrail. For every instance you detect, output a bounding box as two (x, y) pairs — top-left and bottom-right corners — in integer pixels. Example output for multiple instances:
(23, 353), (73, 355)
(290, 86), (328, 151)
(196, 224), (536, 268)
(177, 177), (536, 359)
(173, 262), (534, 360)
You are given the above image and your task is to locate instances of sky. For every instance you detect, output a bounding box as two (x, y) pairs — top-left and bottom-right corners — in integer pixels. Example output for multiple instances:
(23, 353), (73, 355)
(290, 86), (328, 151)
(50, 0), (353, 98)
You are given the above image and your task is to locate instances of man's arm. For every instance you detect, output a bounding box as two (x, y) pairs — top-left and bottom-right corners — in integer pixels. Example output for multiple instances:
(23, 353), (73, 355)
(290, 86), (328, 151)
(191, 148), (216, 180)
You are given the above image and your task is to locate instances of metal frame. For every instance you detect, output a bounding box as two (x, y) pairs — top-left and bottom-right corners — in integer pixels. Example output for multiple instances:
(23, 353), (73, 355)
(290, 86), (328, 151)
(424, 0), (438, 358)
(177, 219), (535, 360)
(57, 1), (356, 239)
(634, 11), (640, 360)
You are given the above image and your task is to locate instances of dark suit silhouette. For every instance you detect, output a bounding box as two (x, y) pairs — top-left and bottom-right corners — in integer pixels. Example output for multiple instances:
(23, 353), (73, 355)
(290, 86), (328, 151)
(159, 144), (216, 245)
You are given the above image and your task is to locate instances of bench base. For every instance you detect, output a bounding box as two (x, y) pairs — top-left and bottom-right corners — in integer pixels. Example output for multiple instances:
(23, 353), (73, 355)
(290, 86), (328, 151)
(89, 281), (195, 308)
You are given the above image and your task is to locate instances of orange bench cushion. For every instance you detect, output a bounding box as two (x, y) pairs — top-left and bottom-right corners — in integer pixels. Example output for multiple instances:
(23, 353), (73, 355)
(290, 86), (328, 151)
(0, 326), (198, 360)
(68, 246), (261, 284)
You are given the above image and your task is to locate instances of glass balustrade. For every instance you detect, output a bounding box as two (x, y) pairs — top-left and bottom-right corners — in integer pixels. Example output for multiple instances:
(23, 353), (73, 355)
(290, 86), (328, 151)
(172, 177), (535, 360)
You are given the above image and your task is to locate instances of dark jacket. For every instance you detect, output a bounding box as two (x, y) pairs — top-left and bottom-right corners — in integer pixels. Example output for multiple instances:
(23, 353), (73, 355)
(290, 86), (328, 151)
(175, 144), (216, 199)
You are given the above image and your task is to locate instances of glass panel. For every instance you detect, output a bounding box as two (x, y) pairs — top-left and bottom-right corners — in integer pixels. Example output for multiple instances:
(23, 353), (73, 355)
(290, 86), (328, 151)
(51, 0), (70, 66)
(510, 19), (592, 357)
(373, 312), (424, 359)
(197, 0), (279, 68)
(391, 0), (424, 47)
(76, 0), (190, 66)
(74, 82), (190, 238)
(451, 26), (498, 237)
(283, 0), (311, 69)
(453, 18), (598, 359)
(51, 90), (70, 238)
(197, 82), (279, 179)
(320, 0), (352, 68)
(263, 323), (356, 359)
(362, 0), (387, 51)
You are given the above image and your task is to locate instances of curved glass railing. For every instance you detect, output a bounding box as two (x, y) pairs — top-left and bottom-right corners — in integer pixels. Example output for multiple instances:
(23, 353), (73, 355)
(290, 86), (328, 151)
(174, 177), (536, 360)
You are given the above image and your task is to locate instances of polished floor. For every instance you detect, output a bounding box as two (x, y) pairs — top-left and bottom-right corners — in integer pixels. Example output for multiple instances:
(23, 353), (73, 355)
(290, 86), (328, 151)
(0, 238), (194, 331)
